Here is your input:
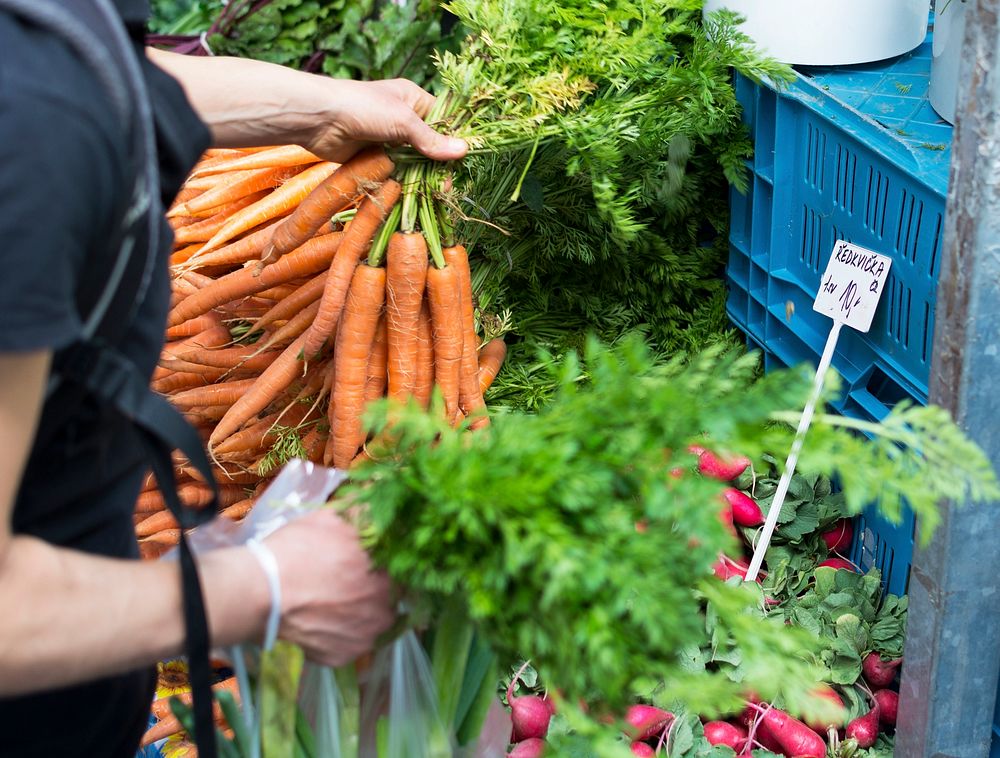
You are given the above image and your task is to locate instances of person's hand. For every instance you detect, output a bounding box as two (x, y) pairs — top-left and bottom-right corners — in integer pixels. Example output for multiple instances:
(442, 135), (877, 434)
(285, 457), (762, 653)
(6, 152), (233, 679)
(309, 78), (468, 164)
(263, 509), (395, 667)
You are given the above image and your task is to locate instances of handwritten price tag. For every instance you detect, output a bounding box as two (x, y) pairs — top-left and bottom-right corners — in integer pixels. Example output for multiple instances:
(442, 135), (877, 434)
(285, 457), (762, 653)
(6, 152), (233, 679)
(812, 240), (893, 333)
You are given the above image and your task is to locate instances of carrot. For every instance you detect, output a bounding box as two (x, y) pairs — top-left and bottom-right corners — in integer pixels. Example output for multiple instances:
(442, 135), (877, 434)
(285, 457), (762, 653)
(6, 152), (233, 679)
(167, 232), (343, 327)
(135, 485), (247, 536)
(209, 333), (310, 451)
(414, 299), (434, 409)
(162, 344), (281, 370)
(253, 299), (321, 354)
(425, 263), (463, 420)
(135, 489), (167, 514)
(266, 147), (394, 261)
(221, 499), (255, 521)
(169, 215), (201, 231)
(175, 218), (284, 273)
(182, 169), (262, 193)
(170, 166), (300, 218)
(152, 369), (227, 395)
(250, 270), (327, 334)
(197, 162), (339, 254)
(330, 264), (386, 467)
(165, 313), (222, 341)
(256, 282), (305, 302)
(172, 190), (271, 245)
(161, 352), (280, 377)
(169, 378), (258, 410)
(304, 179), (402, 358)
(177, 464), (262, 487)
(441, 244), (486, 420)
(385, 232), (428, 401)
(478, 337), (507, 395)
(301, 427), (327, 463)
(214, 400), (312, 456)
(170, 243), (208, 267)
(365, 315), (389, 403)
(191, 145), (321, 178)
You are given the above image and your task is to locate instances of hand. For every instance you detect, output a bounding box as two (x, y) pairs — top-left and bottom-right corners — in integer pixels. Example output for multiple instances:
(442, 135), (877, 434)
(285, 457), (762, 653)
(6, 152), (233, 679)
(264, 510), (395, 667)
(309, 78), (468, 164)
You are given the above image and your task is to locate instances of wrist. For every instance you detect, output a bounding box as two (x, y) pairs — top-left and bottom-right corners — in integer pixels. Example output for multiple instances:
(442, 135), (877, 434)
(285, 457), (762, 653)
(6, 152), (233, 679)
(199, 545), (271, 648)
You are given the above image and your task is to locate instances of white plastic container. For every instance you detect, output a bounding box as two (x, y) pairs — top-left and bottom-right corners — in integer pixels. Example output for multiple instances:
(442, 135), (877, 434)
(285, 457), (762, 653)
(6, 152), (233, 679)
(703, 0), (931, 66)
(929, 0), (968, 124)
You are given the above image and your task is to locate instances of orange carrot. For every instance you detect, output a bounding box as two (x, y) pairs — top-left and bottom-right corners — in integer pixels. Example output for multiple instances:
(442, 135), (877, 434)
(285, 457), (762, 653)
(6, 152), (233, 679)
(170, 243), (208, 267)
(365, 314), (389, 403)
(442, 245), (487, 423)
(250, 270), (327, 334)
(197, 162), (339, 254)
(425, 263), (463, 420)
(172, 190), (271, 245)
(165, 313), (222, 341)
(135, 489), (167, 514)
(208, 333), (309, 451)
(253, 300), (321, 354)
(221, 499), (255, 521)
(330, 264), (386, 467)
(256, 282), (304, 302)
(136, 485), (247, 535)
(170, 166), (300, 218)
(214, 400), (313, 456)
(176, 218), (284, 272)
(162, 344), (281, 370)
(304, 179), (401, 358)
(191, 145), (321, 178)
(414, 299), (434, 409)
(385, 232), (428, 401)
(152, 368), (227, 395)
(301, 427), (327, 463)
(169, 378), (258, 410)
(478, 337), (508, 395)
(167, 232), (343, 327)
(266, 147), (394, 261)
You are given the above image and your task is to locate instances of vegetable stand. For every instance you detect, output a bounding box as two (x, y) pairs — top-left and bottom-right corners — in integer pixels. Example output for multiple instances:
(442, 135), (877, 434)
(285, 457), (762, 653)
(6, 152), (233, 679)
(133, 2), (1000, 756)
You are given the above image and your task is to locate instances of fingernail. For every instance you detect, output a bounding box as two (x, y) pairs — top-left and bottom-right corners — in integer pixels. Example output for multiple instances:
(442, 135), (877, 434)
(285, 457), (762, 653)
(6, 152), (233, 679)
(445, 137), (467, 153)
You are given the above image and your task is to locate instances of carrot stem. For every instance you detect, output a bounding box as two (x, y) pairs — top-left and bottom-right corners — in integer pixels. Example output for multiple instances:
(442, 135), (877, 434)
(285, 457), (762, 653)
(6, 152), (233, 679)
(400, 163), (423, 233)
(419, 194), (445, 269)
(367, 203), (402, 267)
(509, 132), (542, 203)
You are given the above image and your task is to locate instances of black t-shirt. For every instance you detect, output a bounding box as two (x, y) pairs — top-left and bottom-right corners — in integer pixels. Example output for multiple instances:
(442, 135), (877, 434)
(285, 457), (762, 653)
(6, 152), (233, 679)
(0, 1), (210, 755)
(0, 0), (210, 551)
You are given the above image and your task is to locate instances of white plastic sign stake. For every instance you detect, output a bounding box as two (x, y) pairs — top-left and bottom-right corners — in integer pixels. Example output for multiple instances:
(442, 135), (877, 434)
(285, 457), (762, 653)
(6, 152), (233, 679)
(744, 242), (892, 583)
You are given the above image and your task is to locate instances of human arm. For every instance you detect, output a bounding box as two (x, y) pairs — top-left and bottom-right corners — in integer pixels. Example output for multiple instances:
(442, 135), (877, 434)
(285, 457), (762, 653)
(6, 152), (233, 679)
(0, 352), (392, 697)
(146, 48), (467, 164)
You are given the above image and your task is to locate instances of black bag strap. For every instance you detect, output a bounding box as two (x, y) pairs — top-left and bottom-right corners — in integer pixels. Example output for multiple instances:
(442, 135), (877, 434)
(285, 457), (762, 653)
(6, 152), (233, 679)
(0, 2), (219, 755)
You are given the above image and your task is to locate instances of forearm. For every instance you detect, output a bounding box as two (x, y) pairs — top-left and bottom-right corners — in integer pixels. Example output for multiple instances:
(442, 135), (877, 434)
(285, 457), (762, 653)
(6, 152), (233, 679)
(0, 535), (268, 696)
(147, 48), (340, 149)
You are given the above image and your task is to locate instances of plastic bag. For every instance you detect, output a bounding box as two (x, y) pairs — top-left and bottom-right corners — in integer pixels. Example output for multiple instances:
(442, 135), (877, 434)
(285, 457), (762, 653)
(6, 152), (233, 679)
(171, 459), (473, 758)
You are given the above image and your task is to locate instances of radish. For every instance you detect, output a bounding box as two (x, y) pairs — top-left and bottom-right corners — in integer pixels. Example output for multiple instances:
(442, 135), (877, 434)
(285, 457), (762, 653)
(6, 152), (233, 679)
(694, 447), (751, 481)
(718, 499), (739, 538)
(846, 705), (880, 748)
(623, 704), (673, 741)
(630, 742), (656, 756)
(713, 554), (752, 582)
(703, 721), (746, 749)
(507, 737), (546, 757)
(862, 652), (902, 688)
(507, 664), (555, 742)
(757, 706), (827, 758)
(818, 557), (856, 572)
(872, 689), (898, 726)
(723, 488), (764, 527)
(806, 685), (845, 733)
(821, 519), (853, 553)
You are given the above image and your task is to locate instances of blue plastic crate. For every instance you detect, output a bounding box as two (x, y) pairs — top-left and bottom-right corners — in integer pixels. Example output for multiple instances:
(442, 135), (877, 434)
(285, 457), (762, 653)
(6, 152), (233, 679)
(726, 27), (952, 599)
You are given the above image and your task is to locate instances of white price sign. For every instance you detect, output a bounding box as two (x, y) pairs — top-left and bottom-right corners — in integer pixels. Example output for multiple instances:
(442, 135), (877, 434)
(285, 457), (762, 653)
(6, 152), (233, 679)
(812, 240), (893, 333)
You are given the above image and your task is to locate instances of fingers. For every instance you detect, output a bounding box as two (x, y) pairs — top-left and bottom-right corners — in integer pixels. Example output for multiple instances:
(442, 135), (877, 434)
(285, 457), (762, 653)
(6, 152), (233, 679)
(373, 78), (437, 118)
(402, 114), (468, 161)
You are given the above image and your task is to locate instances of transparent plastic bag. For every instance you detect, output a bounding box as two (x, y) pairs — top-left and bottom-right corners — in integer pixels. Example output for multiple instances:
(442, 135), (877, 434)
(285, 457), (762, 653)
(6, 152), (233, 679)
(170, 459), (483, 758)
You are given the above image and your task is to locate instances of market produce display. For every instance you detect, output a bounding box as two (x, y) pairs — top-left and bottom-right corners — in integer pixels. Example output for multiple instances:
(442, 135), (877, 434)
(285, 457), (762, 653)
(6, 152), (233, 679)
(136, 1), (1000, 756)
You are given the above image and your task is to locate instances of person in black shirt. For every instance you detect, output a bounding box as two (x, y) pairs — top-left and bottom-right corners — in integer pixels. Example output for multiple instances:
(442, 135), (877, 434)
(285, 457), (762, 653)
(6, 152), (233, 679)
(0, 1), (466, 755)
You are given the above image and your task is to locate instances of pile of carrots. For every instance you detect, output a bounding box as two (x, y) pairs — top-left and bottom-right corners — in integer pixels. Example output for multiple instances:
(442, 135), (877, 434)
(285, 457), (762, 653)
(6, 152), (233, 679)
(135, 144), (507, 559)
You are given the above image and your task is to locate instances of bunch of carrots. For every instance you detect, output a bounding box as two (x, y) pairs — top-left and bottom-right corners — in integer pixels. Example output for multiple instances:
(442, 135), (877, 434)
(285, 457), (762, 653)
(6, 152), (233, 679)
(135, 143), (508, 558)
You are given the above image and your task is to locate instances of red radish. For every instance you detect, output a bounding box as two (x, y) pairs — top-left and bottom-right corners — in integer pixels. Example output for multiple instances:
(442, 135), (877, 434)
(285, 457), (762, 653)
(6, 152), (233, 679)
(694, 448), (751, 481)
(818, 557), (856, 572)
(863, 653), (903, 688)
(846, 705), (880, 748)
(703, 721), (746, 749)
(740, 704), (784, 754)
(630, 742), (656, 757)
(723, 488), (764, 527)
(507, 665), (555, 742)
(718, 499), (739, 538)
(507, 738), (546, 757)
(806, 685), (846, 733)
(821, 519), (854, 552)
(623, 705), (673, 741)
(758, 707), (827, 758)
(872, 689), (898, 726)
(713, 554), (751, 581)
